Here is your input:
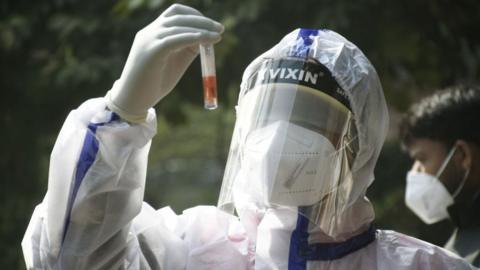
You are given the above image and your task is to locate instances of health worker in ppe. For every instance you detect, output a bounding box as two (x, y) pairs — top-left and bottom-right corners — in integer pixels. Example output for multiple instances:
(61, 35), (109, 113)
(400, 86), (480, 267)
(22, 3), (477, 270)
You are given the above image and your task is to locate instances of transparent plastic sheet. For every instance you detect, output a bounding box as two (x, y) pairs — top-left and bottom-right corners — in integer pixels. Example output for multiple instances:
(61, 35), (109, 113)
(218, 57), (359, 231)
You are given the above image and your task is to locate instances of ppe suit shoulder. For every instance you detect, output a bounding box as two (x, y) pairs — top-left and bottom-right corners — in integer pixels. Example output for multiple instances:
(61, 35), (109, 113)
(375, 230), (478, 269)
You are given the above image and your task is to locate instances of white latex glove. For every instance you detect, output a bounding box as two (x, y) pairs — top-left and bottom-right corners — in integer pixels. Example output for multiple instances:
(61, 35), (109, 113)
(106, 4), (224, 123)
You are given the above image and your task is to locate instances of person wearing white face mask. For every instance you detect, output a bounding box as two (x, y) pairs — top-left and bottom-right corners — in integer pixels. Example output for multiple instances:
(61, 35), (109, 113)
(400, 86), (480, 267)
(22, 3), (477, 269)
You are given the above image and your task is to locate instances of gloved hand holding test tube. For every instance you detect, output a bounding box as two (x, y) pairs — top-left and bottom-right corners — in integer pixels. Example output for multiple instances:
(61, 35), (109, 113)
(199, 44), (218, 110)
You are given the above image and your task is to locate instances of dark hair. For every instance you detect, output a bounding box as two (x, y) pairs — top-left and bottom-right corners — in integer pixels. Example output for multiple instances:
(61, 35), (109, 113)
(399, 85), (480, 149)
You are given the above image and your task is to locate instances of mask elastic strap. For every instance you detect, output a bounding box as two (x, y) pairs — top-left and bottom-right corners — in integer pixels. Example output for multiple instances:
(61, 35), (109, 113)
(436, 144), (470, 198)
(435, 145), (457, 178)
(452, 167), (470, 198)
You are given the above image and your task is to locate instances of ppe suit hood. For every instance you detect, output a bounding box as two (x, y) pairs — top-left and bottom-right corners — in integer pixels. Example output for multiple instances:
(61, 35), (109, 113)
(219, 28), (389, 243)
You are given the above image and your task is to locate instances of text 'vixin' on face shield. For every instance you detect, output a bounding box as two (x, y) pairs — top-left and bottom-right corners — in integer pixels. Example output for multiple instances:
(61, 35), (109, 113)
(218, 57), (359, 224)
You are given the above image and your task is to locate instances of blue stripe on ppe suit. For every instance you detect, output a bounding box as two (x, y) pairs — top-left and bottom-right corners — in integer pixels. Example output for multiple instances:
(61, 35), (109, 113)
(61, 112), (120, 244)
(288, 207), (376, 269)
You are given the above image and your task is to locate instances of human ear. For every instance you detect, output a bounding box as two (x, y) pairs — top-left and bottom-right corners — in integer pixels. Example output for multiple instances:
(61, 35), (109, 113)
(455, 140), (472, 171)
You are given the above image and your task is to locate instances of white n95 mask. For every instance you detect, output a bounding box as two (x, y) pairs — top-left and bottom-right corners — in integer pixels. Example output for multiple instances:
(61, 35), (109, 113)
(240, 121), (341, 206)
(405, 171), (454, 224)
(404, 145), (468, 224)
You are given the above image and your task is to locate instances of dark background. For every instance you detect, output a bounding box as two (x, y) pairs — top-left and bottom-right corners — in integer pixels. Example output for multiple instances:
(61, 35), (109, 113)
(1, 0), (479, 268)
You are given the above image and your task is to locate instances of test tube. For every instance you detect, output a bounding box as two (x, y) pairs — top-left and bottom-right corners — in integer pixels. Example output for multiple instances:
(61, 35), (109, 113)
(199, 44), (218, 110)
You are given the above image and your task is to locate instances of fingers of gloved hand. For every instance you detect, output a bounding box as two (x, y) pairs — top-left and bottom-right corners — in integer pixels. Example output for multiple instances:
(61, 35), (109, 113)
(152, 30), (221, 52)
(154, 26), (221, 44)
(161, 15), (224, 34)
(160, 3), (203, 18)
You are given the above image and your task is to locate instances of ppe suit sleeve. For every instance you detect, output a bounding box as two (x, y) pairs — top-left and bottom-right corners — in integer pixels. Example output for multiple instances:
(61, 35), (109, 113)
(22, 98), (158, 269)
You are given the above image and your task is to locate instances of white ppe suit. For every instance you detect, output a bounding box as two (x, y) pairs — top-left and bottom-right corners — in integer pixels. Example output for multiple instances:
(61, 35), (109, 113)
(22, 4), (477, 270)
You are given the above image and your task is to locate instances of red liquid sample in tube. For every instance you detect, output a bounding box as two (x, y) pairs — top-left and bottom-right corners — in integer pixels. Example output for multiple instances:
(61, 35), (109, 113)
(202, 75), (218, 110)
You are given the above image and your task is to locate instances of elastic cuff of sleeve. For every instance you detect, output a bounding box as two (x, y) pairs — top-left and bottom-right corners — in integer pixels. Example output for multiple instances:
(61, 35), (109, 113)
(105, 91), (148, 124)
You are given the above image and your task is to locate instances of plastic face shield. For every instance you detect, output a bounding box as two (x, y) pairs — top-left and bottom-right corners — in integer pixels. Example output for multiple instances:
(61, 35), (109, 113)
(218, 57), (359, 219)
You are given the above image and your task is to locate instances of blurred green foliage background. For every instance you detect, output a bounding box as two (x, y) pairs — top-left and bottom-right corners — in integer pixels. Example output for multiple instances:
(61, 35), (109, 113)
(1, 0), (479, 268)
